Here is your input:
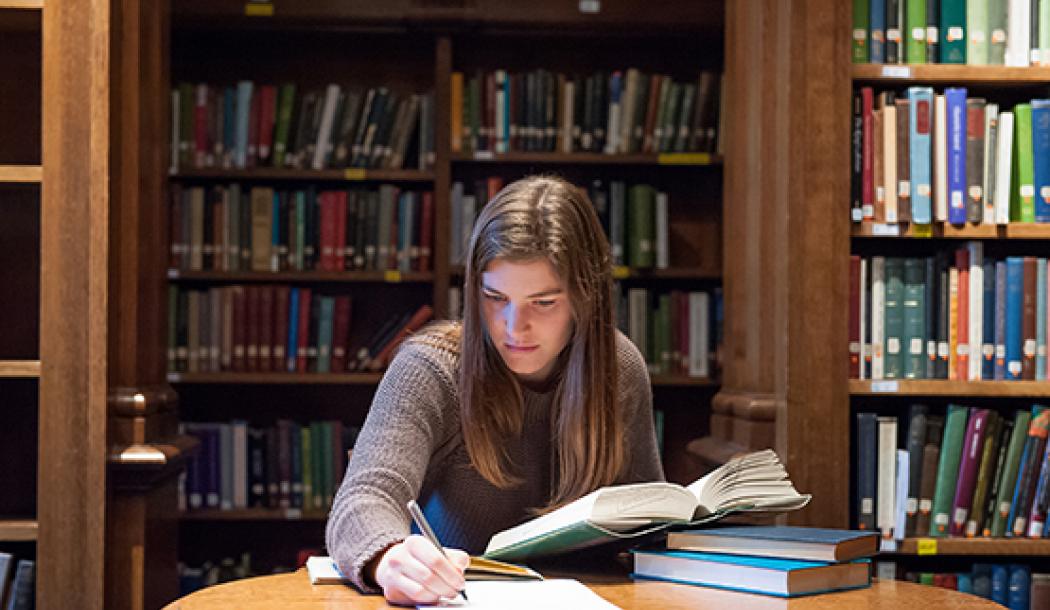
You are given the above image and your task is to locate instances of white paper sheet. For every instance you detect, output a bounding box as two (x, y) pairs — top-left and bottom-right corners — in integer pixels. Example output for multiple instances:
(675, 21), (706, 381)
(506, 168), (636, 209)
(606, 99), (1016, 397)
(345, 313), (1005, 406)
(417, 579), (621, 610)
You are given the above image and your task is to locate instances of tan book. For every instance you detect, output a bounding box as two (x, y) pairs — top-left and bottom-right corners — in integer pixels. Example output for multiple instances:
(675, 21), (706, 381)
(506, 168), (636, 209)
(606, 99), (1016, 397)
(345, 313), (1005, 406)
(250, 187), (274, 272)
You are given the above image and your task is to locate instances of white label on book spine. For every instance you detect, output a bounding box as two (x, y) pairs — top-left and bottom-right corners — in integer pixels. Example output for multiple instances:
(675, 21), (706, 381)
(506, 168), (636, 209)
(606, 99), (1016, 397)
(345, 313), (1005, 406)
(849, 341), (861, 354)
(947, 26), (964, 41)
(970, 30), (986, 43)
(854, 28), (867, 41)
(953, 507), (968, 525)
(871, 380), (899, 393)
(862, 498), (874, 514)
(917, 183), (931, 197)
(965, 521), (978, 537)
(887, 337), (901, 354)
(881, 66), (912, 79)
(928, 340), (937, 356)
(886, 28), (901, 42)
(951, 191), (964, 208)
(899, 181), (910, 198)
(1040, 345), (1048, 357)
(1029, 520), (1045, 537)
(852, 208), (863, 222)
(876, 186), (885, 204)
(934, 513), (949, 526)
(1009, 361), (1022, 375)
(906, 498), (918, 513)
(996, 345), (1006, 359)
(983, 344), (995, 357)
(969, 186), (983, 201)
(927, 27), (939, 43)
(1024, 339), (1037, 357)
(991, 29), (1007, 44)
(578, 0), (600, 13)
(957, 343), (969, 356)
(938, 342), (950, 358)
(910, 338), (923, 354)
(912, 27), (925, 41)
(1042, 186), (1050, 201)
(1022, 184), (1035, 198)
(863, 204), (874, 217)
(1000, 501), (1012, 516)
(474, 151), (494, 160)
(919, 498), (932, 512)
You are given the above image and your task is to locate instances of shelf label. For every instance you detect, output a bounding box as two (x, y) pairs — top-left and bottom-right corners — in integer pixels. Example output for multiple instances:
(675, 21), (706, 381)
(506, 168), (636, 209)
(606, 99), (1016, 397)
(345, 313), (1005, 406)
(344, 168), (367, 181)
(911, 223), (933, 238)
(384, 270), (403, 283)
(612, 266), (631, 279)
(474, 151), (494, 160)
(578, 0), (601, 13)
(871, 223), (900, 236)
(244, 2), (274, 17)
(881, 65), (912, 79)
(916, 538), (938, 555)
(167, 268), (179, 279)
(284, 508), (302, 520)
(657, 152), (712, 165)
(166, 372), (181, 383)
(870, 380), (899, 393)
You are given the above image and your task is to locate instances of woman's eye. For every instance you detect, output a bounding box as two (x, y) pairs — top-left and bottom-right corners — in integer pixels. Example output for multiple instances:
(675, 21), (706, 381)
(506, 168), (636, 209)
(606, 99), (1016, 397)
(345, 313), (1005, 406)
(484, 293), (506, 302)
(534, 300), (556, 308)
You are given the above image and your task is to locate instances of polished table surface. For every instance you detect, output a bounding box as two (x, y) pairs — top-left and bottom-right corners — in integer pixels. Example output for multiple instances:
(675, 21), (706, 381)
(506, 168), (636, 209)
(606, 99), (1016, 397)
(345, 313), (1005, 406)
(165, 566), (1004, 609)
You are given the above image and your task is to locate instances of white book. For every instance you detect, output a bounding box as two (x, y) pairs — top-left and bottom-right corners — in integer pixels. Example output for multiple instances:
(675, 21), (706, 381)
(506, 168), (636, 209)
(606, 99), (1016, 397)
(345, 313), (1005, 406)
(982, 103), (999, 224)
(860, 257), (868, 380)
(311, 84), (342, 170)
(561, 80), (575, 154)
(232, 420), (248, 509)
(871, 256), (886, 380)
(688, 292), (710, 378)
(883, 102), (898, 223)
(655, 192), (669, 269)
(618, 69), (640, 154)
(934, 94), (949, 222)
(968, 241), (984, 380)
(1006, 0), (1031, 66)
(495, 70), (507, 153)
(876, 416), (898, 543)
(893, 449), (909, 542)
(995, 111), (1015, 224)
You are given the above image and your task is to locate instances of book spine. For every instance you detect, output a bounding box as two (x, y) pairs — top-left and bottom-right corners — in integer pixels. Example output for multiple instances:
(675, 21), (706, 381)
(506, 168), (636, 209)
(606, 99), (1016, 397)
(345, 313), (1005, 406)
(930, 404), (970, 536)
(909, 87), (934, 223)
(992, 409), (1035, 535)
(940, 0), (967, 62)
(857, 412), (878, 531)
(950, 408), (989, 535)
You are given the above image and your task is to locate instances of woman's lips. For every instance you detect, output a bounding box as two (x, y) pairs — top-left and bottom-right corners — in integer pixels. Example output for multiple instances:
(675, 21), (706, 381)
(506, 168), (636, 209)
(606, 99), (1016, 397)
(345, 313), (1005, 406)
(505, 344), (538, 352)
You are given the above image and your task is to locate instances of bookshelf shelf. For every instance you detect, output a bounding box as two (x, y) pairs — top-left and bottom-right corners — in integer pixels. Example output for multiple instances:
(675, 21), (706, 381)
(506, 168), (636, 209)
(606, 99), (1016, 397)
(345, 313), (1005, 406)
(0, 519), (38, 542)
(450, 152), (723, 166)
(852, 63), (1050, 84)
(0, 165), (41, 183)
(449, 265), (722, 280)
(0, 360), (40, 378)
(852, 222), (1050, 239)
(171, 168), (435, 183)
(0, 1), (43, 9)
(167, 372), (384, 385)
(849, 379), (1050, 397)
(650, 375), (719, 387)
(180, 509), (326, 522)
(167, 269), (434, 284)
(892, 537), (1050, 556)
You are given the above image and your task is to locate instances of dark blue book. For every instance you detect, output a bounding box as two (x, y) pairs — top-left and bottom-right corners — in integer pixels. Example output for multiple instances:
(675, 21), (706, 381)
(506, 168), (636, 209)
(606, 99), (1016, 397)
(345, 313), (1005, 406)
(631, 549), (871, 598)
(982, 259), (996, 380)
(665, 526), (878, 563)
(1008, 564), (1030, 610)
(870, 0), (886, 62)
(1006, 257), (1024, 380)
(856, 413), (878, 531)
(1032, 100), (1050, 222)
(992, 564), (1009, 605)
(0, 553), (11, 608)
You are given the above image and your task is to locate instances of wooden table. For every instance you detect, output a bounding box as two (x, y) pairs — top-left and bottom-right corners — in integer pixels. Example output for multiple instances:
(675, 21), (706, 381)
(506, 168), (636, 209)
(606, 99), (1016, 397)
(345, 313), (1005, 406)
(165, 568), (1003, 609)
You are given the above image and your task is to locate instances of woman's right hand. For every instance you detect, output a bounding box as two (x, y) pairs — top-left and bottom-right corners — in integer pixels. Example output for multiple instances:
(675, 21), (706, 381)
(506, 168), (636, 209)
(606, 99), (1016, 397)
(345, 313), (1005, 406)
(373, 535), (470, 605)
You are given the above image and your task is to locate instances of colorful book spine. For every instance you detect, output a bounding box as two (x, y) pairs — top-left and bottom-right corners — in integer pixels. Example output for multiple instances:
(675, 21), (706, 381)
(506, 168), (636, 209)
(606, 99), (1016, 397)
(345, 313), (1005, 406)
(1013, 104), (1035, 222)
(1006, 257), (1024, 380)
(906, 0), (927, 63)
(910, 87), (934, 224)
(930, 404), (970, 536)
(950, 408), (989, 536)
(1031, 100), (1050, 221)
(940, 0), (967, 62)
(945, 88), (968, 225)
(870, 0), (886, 62)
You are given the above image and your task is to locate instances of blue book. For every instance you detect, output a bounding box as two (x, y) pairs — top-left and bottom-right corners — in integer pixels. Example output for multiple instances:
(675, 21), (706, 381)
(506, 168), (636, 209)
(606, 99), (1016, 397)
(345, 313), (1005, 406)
(1006, 257), (1024, 380)
(972, 563), (993, 599)
(1007, 564), (1030, 610)
(945, 87), (968, 225)
(1039, 260), (1048, 380)
(631, 549), (871, 598)
(665, 526), (877, 563)
(983, 259), (996, 380)
(234, 80), (253, 169)
(287, 288), (300, 372)
(995, 260), (1008, 380)
(1032, 100), (1050, 222)
(957, 571), (973, 594)
(909, 87), (934, 224)
(316, 296), (335, 373)
(870, 0), (886, 62)
(992, 564), (1009, 604)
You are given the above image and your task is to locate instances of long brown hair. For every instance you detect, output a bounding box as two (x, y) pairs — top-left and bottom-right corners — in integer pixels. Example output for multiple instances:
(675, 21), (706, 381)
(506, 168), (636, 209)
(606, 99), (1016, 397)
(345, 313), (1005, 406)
(458, 175), (624, 510)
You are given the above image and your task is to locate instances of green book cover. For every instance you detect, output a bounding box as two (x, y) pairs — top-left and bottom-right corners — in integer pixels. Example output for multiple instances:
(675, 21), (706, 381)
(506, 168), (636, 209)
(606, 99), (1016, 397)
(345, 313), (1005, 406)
(940, 0), (966, 63)
(905, 0), (926, 63)
(300, 425), (313, 512)
(883, 258), (905, 380)
(319, 421), (333, 509)
(272, 83), (297, 168)
(902, 258), (926, 379)
(989, 409), (1032, 536)
(966, 411), (1001, 536)
(317, 296), (335, 374)
(966, 0), (989, 65)
(312, 422), (325, 510)
(988, 0), (1008, 64)
(627, 185), (656, 268)
(929, 404), (970, 537)
(854, 0), (870, 63)
(1012, 104), (1035, 223)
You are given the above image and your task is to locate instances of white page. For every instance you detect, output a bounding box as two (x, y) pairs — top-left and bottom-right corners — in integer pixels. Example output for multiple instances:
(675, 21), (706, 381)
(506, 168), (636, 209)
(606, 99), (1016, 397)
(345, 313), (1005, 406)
(418, 579), (621, 610)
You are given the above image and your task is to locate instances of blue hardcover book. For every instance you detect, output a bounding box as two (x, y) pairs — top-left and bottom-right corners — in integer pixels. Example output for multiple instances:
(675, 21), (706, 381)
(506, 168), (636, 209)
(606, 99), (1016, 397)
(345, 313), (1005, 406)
(972, 563), (993, 600)
(287, 288), (300, 372)
(631, 549), (871, 598)
(1039, 260), (1048, 380)
(991, 564), (1008, 604)
(995, 260), (1008, 379)
(909, 87), (934, 224)
(0, 552), (11, 607)
(856, 413), (878, 531)
(1007, 564), (1030, 609)
(957, 571), (973, 594)
(316, 296), (335, 373)
(234, 80), (253, 169)
(983, 259), (996, 380)
(1033, 100), (1050, 222)
(206, 424), (220, 508)
(870, 0), (886, 62)
(945, 88), (968, 225)
(1006, 257), (1024, 380)
(665, 526), (878, 563)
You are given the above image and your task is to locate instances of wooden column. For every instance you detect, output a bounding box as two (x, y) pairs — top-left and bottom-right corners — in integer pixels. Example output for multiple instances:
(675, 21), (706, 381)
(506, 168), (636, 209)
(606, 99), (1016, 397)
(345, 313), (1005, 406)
(692, 0), (852, 527)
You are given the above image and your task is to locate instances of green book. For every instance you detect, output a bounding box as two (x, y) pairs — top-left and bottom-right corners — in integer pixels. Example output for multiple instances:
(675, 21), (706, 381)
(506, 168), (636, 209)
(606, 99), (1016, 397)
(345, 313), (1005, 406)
(319, 421), (333, 509)
(965, 411), (1001, 536)
(929, 404), (970, 537)
(1012, 104), (1035, 223)
(966, 0), (989, 65)
(627, 185), (656, 269)
(990, 409), (1034, 536)
(853, 0), (870, 63)
(312, 422), (326, 510)
(902, 258), (926, 379)
(905, 0), (926, 64)
(940, 0), (966, 63)
(316, 296), (335, 374)
(883, 258), (905, 380)
(300, 425), (313, 513)
(272, 83), (297, 168)
(988, 0), (1008, 64)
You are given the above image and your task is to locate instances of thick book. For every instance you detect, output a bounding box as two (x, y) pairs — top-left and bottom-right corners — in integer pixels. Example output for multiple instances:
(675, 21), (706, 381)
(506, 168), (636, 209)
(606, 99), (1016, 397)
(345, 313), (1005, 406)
(631, 549), (870, 599)
(666, 526), (878, 563)
(482, 450), (810, 562)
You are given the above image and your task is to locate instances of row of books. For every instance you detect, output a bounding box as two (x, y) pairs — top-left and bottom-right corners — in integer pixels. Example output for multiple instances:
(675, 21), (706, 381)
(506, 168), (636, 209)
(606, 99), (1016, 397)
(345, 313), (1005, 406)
(171, 82), (435, 172)
(450, 69), (721, 155)
(852, 0), (1049, 66)
(167, 285), (433, 374)
(851, 87), (1050, 226)
(619, 288), (713, 378)
(856, 405), (1050, 543)
(178, 553), (257, 597)
(0, 554), (33, 610)
(850, 250), (1050, 381)
(169, 184), (434, 273)
(449, 178), (679, 270)
(881, 561), (1046, 609)
(179, 420), (360, 512)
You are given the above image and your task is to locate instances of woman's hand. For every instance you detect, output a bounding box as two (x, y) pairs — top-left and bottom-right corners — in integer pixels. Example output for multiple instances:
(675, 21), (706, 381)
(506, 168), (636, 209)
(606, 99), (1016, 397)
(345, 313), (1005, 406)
(373, 535), (470, 605)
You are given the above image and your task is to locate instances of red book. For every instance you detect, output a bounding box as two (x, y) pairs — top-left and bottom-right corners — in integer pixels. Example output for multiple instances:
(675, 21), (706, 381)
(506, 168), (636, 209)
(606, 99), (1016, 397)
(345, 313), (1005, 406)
(232, 285), (246, 372)
(367, 304), (434, 372)
(258, 85), (277, 165)
(330, 296), (352, 372)
(849, 255), (861, 378)
(487, 176), (504, 201)
(642, 74), (662, 154)
(258, 285), (274, 372)
(296, 288), (312, 373)
(861, 87), (874, 220)
(1023, 256), (1038, 380)
(320, 191), (336, 271)
(247, 87), (261, 168)
(334, 191), (347, 272)
(418, 192), (433, 272)
(246, 285), (260, 372)
(955, 248), (969, 382)
(274, 285), (290, 372)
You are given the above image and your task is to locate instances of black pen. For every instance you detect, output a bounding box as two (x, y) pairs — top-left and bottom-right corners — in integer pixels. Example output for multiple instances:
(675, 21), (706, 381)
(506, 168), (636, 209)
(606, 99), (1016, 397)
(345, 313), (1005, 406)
(406, 499), (469, 602)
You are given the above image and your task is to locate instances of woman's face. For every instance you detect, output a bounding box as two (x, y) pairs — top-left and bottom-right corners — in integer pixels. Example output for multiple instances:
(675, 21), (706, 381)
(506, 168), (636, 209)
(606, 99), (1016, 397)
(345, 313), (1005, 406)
(481, 258), (575, 384)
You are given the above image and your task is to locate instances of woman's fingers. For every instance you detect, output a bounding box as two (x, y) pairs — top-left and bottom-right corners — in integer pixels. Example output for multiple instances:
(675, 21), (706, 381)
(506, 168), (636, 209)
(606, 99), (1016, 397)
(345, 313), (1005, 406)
(404, 535), (467, 594)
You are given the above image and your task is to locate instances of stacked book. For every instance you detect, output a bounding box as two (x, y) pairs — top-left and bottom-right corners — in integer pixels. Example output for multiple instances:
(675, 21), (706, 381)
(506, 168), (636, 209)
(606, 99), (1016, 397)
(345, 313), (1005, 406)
(631, 526), (879, 598)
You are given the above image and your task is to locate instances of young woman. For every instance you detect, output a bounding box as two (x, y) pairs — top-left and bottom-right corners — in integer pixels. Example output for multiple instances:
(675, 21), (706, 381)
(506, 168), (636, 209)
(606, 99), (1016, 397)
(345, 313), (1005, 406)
(325, 175), (663, 605)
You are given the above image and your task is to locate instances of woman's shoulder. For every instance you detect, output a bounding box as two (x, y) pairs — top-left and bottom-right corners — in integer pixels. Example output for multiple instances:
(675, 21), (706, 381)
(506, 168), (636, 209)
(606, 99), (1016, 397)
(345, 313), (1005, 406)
(613, 328), (651, 392)
(387, 320), (462, 386)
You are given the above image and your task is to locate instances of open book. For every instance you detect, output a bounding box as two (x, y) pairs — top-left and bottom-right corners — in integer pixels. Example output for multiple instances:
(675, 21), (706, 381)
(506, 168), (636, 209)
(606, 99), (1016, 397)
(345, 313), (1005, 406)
(483, 449), (811, 562)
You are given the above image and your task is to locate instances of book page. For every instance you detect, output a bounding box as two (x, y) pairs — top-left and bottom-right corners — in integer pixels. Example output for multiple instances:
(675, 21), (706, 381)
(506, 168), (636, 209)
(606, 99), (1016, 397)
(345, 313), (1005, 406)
(417, 579), (621, 609)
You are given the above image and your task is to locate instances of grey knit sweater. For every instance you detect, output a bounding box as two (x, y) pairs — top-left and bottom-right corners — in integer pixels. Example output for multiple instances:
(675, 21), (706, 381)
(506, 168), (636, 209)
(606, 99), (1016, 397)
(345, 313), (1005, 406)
(324, 326), (663, 592)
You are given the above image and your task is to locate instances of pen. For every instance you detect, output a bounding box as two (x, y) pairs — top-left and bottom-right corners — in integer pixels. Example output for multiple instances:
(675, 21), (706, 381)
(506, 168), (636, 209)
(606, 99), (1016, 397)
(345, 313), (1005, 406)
(406, 499), (469, 602)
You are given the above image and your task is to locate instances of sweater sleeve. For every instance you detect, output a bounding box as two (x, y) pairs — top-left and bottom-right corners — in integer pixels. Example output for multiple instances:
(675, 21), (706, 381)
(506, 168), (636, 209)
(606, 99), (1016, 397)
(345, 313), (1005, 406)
(615, 331), (665, 484)
(324, 341), (456, 592)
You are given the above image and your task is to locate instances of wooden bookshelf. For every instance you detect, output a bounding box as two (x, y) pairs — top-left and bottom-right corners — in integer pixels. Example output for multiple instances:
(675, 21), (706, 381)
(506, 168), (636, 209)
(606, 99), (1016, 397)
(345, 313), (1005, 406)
(449, 265), (722, 280)
(0, 519), (38, 542)
(850, 379), (1050, 397)
(0, 165), (41, 183)
(450, 152), (723, 166)
(0, 360), (40, 378)
(167, 372), (383, 385)
(0, 1), (43, 9)
(853, 63), (1050, 84)
(167, 269), (434, 284)
(894, 537), (1050, 556)
(180, 509), (327, 522)
(651, 375), (719, 387)
(172, 168), (434, 183)
(852, 222), (1050, 239)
